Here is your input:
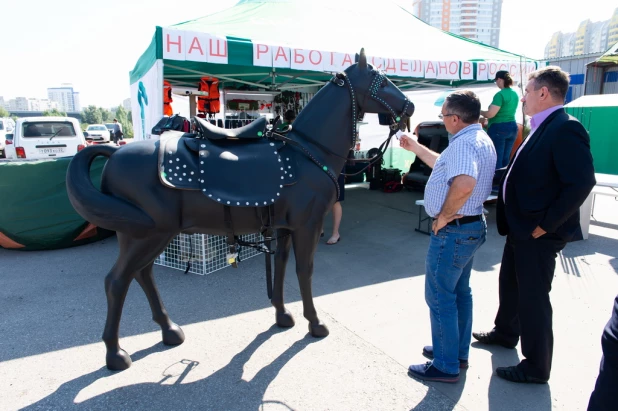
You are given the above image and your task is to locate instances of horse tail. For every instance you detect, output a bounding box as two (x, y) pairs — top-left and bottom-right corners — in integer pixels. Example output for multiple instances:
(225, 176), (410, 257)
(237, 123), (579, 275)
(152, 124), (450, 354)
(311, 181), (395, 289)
(66, 145), (155, 236)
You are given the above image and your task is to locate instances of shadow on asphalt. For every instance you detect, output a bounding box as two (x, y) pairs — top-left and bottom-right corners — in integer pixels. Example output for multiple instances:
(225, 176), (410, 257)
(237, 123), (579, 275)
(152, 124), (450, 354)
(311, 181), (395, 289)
(470, 342), (551, 411)
(21, 325), (316, 411)
(0, 187), (505, 364)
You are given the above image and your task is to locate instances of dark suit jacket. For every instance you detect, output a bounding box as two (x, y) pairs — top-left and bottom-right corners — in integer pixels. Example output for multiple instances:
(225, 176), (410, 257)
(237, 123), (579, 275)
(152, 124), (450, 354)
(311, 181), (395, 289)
(496, 108), (596, 242)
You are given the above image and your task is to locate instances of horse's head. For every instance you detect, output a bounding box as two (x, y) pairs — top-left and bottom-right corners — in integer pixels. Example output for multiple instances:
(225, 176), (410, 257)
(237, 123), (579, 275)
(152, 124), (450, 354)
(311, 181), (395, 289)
(338, 48), (415, 132)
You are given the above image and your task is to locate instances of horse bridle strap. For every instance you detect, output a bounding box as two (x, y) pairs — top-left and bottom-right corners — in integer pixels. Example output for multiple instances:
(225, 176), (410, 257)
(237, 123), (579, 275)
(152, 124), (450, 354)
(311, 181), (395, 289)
(266, 71), (412, 199)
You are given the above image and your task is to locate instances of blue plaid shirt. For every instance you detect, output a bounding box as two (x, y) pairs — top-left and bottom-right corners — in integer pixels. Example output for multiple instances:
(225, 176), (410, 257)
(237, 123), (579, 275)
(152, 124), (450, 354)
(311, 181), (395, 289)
(424, 123), (497, 218)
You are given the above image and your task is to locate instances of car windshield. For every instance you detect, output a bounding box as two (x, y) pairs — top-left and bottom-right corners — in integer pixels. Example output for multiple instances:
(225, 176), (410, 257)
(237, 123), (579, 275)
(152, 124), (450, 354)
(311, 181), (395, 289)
(87, 125), (107, 131)
(22, 121), (77, 138)
(105, 124), (114, 130)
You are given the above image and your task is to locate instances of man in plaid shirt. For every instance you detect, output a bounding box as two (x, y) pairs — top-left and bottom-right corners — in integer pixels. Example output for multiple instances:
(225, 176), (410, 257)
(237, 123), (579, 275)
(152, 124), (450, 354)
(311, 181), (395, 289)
(400, 90), (497, 383)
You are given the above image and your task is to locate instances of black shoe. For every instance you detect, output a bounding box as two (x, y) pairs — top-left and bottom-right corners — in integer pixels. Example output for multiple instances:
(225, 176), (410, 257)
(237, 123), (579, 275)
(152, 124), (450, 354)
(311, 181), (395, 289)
(496, 366), (548, 384)
(422, 346), (469, 369)
(408, 361), (460, 383)
(472, 331), (517, 349)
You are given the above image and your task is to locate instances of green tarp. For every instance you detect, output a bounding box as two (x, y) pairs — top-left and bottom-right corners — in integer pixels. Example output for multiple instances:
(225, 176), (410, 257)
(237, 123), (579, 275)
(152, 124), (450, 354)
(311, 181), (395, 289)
(565, 94), (618, 175)
(0, 157), (114, 251)
(130, 0), (540, 89)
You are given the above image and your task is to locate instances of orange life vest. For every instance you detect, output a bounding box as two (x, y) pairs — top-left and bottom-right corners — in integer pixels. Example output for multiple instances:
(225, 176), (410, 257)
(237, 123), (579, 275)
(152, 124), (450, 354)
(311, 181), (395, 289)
(163, 80), (173, 116)
(197, 76), (221, 114)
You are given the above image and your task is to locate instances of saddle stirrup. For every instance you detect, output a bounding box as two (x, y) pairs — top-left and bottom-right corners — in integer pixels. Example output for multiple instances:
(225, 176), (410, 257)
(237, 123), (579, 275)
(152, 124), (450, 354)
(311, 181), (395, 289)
(224, 206), (239, 268)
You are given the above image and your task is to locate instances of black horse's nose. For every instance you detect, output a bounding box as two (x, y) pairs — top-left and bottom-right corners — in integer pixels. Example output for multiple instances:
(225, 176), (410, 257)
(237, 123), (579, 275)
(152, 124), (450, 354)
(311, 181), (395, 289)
(405, 100), (415, 117)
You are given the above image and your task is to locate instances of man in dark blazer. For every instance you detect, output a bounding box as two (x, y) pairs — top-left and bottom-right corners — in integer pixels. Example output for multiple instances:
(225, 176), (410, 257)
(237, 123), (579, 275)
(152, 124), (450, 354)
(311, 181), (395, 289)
(473, 66), (596, 384)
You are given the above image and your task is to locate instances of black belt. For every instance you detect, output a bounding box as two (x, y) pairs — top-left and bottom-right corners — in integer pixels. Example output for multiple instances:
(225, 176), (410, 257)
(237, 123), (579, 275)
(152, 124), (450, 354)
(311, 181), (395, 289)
(434, 215), (483, 226)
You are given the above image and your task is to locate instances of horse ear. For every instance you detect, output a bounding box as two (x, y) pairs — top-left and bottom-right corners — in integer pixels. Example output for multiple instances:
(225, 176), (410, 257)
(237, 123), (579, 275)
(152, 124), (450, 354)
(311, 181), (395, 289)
(358, 48), (367, 69)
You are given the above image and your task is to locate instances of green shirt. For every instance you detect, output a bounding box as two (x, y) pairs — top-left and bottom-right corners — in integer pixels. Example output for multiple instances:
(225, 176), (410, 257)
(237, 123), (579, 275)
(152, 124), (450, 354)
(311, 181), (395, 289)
(487, 87), (518, 127)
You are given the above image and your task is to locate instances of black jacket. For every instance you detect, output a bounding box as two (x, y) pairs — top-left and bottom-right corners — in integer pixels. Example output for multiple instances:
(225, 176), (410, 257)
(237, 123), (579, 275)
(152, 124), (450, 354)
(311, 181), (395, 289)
(496, 108), (596, 242)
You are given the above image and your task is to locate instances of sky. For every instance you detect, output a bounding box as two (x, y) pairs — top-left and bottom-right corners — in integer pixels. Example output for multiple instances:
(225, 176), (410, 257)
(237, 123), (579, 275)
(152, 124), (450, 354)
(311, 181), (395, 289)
(0, 0), (616, 109)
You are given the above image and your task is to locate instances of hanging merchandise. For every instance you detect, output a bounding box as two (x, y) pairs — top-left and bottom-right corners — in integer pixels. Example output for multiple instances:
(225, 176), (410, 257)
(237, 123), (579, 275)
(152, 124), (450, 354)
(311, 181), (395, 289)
(226, 99), (259, 111)
(197, 76), (221, 115)
(163, 80), (173, 116)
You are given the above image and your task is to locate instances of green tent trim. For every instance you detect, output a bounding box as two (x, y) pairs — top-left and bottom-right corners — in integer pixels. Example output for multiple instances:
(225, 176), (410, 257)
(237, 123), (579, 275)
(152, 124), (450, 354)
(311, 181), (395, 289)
(130, 0), (542, 89)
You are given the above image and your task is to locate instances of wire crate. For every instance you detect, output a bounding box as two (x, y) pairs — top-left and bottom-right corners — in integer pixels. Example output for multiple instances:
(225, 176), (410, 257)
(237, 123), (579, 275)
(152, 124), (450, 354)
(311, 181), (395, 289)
(154, 233), (263, 275)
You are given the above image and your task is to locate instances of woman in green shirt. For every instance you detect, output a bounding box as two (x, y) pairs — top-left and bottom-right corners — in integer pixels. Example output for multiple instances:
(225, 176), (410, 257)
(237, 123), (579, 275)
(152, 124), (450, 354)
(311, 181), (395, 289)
(481, 70), (519, 168)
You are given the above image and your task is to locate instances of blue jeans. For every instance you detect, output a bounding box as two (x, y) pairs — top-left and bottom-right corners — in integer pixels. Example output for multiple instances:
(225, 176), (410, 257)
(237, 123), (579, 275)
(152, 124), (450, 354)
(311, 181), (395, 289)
(425, 218), (487, 374)
(488, 121), (518, 169)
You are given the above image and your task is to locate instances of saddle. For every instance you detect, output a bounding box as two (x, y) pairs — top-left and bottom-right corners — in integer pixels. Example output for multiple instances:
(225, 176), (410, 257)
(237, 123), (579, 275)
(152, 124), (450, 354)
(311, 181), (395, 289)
(158, 126), (298, 207)
(194, 116), (267, 140)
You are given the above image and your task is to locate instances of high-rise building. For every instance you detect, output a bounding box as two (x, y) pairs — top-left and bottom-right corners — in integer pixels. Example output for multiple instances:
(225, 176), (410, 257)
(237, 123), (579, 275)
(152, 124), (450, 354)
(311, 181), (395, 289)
(7, 97), (29, 111)
(0, 96), (5, 109)
(26, 98), (59, 111)
(47, 84), (80, 112)
(123, 98), (132, 112)
(411, 0), (503, 48)
(608, 8), (618, 47)
(544, 8), (618, 58)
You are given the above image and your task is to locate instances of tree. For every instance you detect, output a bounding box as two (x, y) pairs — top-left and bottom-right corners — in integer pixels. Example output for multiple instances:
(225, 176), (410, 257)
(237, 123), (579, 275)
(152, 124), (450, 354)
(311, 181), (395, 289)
(114, 104), (133, 138)
(82, 105), (103, 125)
(43, 108), (67, 117)
(114, 104), (129, 128)
(98, 107), (113, 123)
(0, 107), (9, 118)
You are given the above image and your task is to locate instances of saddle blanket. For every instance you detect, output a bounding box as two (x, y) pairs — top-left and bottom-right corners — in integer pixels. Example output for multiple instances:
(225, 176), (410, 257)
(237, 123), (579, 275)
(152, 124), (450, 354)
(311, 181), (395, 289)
(158, 132), (298, 207)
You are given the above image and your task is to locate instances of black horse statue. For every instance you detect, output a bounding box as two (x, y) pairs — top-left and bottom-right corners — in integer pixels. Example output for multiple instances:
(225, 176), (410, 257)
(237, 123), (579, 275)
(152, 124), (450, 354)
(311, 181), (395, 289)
(66, 49), (414, 371)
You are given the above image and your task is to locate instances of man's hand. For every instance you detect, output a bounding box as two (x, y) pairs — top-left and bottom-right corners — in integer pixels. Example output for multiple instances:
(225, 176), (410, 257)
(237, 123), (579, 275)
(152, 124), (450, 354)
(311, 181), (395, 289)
(432, 213), (464, 235)
(532, 226), (547, 239)
(399, 134), (418, 153)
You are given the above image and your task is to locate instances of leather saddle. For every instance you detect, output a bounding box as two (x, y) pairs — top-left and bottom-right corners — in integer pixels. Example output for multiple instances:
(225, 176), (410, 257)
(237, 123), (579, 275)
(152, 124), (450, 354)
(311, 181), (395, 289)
(194, 116), (267, 140)
(158, 127), (298, 207)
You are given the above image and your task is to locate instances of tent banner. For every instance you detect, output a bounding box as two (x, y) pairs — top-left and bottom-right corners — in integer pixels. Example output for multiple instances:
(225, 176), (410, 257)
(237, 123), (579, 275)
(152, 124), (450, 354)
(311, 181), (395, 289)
(162, 27), (540, 82)
(130, 60), (163, 141)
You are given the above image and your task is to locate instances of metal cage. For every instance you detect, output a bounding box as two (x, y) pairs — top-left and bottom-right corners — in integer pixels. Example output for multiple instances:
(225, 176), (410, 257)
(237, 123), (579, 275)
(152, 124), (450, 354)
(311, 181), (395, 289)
(155, 233), (262, 275)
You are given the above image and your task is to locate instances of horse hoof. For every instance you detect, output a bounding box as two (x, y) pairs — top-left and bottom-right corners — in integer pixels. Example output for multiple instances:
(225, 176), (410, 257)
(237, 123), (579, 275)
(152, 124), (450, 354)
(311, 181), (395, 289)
(308, 322), (329, 338)
(162, 323), (185, 346)
(276, 310), (295, 328)
(106, 349), (132, 371)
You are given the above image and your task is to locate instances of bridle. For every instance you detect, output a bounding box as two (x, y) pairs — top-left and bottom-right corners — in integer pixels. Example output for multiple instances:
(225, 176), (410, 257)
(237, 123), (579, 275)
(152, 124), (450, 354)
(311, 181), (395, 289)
(331, 69), (412, 150)
(267, 69), (413, 198)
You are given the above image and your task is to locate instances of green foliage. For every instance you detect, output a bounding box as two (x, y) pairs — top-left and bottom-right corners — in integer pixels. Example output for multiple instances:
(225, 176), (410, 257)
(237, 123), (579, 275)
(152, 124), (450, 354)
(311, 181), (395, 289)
(98, 107), (113, 123)
(82, 105), (114, 125)
(82, 105), (103, 125)
(42, 108), (67, 117)
(114, 104), (133, 138)
(0, 107), (9, 117)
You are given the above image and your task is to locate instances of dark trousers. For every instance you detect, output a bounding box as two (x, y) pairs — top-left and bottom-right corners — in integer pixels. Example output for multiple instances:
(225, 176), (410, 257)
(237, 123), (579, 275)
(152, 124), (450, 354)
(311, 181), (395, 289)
(588, 295), (618, 410)
(493, 234), (566, 380)
(111, 131), (119, 144)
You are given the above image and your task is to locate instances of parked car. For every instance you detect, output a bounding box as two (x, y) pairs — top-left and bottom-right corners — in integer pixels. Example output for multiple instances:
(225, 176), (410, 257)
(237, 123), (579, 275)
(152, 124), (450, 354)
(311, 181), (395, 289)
(84, 124), (111, 142)
(0, 117), (16, 158)
(3, 117), (86, 160)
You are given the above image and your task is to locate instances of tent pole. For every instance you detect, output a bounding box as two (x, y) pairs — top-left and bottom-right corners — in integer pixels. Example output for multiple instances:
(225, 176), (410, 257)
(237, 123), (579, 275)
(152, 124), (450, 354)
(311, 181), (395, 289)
(165, 64), (268, 89)
(222, 85), (227, 128)
(189, 95), (197, 118)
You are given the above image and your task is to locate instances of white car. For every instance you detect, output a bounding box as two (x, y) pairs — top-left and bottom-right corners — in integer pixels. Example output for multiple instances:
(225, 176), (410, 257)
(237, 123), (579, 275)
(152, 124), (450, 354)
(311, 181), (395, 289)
(0, 117), (15, 158)
(85, 124), (111, 142)
(3, 117), (87, 160)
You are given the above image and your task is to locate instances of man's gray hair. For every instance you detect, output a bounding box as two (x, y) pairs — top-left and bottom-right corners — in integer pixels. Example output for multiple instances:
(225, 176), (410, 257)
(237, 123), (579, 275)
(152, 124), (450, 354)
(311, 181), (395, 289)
(528, 66), (570, 102)
(444, 90), (481, 124)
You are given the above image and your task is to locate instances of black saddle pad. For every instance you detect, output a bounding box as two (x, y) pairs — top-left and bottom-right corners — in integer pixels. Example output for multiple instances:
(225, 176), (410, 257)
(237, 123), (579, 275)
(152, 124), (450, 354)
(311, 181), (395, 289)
(159, 133), (298, 207)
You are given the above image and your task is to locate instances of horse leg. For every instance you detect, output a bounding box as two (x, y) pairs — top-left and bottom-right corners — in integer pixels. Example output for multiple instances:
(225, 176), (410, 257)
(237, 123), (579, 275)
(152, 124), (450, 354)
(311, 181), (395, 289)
(135, 261), (185, 345)
(102, 232), (173, 371)
(272, 228), (295, 328)
(292, 227), (329, 338)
